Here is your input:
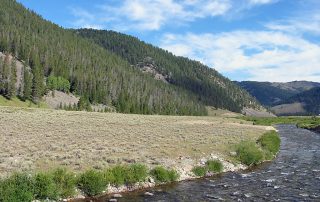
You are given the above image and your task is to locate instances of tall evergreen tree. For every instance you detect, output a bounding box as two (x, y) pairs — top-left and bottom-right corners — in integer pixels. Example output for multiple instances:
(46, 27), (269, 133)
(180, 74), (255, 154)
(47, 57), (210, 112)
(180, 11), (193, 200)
(23, 66), (32, 101)
(6, 59), (17, 99)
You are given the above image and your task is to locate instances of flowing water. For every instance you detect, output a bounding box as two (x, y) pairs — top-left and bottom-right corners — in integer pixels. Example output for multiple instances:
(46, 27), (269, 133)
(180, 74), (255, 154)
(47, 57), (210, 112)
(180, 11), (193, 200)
(93, 124), (320, 201)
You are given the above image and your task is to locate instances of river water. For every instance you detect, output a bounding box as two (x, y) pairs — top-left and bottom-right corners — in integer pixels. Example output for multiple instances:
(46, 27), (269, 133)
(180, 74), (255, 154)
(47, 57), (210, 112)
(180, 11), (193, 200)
(96, 124), (320, 201)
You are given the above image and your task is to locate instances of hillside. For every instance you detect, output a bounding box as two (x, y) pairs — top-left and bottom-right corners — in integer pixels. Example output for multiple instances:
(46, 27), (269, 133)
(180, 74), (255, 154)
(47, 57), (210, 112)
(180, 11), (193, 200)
(237, 81), (320, 107)
(271, 87), (320, 115)
(0, 0), (262, 115)
(75, 29), (260, 112)
(0, 0), (208, 116)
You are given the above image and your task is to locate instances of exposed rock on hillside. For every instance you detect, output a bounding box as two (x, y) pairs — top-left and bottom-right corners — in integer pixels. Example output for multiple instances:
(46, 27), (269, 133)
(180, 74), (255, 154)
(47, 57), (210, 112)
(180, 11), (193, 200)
(137, 57), (169, 84)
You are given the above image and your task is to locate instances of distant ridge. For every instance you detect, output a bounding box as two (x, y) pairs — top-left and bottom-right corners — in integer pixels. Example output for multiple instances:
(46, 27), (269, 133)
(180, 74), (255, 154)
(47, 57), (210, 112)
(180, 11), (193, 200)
(237, 81), (320, 107)
(237, 81), (320, 115)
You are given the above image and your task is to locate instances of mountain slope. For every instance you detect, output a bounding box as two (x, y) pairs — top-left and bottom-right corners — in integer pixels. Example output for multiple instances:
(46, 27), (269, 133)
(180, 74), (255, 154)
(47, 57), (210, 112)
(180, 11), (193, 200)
(237, 81), (320, 107)
(271, 87), (320, 115)
(75, 29), (261, 112)
(0, 0), (208, 115)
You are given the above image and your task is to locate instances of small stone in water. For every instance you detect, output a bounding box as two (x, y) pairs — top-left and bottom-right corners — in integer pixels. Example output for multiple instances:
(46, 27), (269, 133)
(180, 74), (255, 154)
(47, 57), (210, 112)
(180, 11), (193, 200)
(109, 199), (117, 202)
(244, 193), (252, 198)
(144, 192), (154, 196)
(113, 194), (122, 198)
(265, 178), (275, 182)
(299, 193), (309, 197)
(230, 191), (240, 196)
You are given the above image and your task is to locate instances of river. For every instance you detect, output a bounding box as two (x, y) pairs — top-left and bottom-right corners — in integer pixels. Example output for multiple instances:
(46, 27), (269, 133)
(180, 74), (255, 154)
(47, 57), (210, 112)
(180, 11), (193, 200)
(95, 124), (320, 201)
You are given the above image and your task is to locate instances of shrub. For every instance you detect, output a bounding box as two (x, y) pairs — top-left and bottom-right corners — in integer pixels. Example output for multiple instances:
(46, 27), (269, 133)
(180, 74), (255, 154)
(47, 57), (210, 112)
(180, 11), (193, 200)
(192, 166), (207, 177)
(258, 131), (281, 155)
(77, 169), (106, 196)
(150, 166), (179, 183)
(167, 169), (179, 182)
(109, 165), (128, 186)
(127, 164), (148, 185)
(236, 141), (263, 166)
(0, 173), (34, 202)
(104, 168), (115, 185)
(52, 168), (76, 198)
(34, 172), (58, 200)
(206, 160), (223, 173)
(105, 164), (148, 186)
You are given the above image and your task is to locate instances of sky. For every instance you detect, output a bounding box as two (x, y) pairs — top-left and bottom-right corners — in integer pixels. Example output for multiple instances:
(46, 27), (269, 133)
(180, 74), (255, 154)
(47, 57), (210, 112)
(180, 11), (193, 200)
(17, 0), (320, 82)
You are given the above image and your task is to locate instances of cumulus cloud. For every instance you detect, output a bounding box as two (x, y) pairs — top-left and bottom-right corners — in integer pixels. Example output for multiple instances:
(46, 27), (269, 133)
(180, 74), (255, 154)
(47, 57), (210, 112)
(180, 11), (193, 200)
(160, 31), (320, 82)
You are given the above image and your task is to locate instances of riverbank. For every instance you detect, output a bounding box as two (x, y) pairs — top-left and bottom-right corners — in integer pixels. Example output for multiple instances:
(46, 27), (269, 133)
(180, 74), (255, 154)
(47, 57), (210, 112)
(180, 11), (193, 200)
(242, 116), (320, 132)
(0, 106), (276, 201)
(105, 124), (319, 201)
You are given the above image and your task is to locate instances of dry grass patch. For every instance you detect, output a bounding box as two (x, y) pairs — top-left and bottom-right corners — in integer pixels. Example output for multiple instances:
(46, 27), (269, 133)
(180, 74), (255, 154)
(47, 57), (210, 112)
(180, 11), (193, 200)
(0, 106), (267, 176)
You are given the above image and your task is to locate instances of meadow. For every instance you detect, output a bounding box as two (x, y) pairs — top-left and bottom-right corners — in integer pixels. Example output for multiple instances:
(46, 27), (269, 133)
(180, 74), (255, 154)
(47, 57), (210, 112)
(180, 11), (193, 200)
(0, 106), (268, 177)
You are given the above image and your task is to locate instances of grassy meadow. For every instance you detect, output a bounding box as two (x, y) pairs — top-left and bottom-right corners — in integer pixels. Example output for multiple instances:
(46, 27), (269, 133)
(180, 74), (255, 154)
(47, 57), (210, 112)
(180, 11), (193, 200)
(242, 116), (320, 130)
(0, 106), (269, 177)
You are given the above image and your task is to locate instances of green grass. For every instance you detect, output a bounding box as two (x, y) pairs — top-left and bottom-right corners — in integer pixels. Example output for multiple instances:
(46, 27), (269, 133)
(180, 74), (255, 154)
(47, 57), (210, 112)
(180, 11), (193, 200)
(191, 166), (207, 177)
(258, 131), (281, 157)
(34, 172), (58, 200)
(235, 141), (264, 166)
(0, 95), (48, 108)
(127, 164), (148, 184)
(0, 173), (34, 202)
(234, 131), (281, 165)
(241, 116), (320, 130)
(77, 169), (106, 197)
(150, 166), (179, 183)
(104, 164), (148, 187)
(0, 164), (177, 199)
(191, 160), (223, 177)
(52, 168), (76, 198)
(206, 160), (223, 173)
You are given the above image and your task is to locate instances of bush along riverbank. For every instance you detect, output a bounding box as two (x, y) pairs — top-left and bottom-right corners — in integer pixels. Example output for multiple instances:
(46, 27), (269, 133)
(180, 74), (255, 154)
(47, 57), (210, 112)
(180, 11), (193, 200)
(241, 116), (320, 132)
(0, 131), (280, 201)
(0, 165), (179, 201)
(234, 131), (281, 166)
(190, 130), (281, 178)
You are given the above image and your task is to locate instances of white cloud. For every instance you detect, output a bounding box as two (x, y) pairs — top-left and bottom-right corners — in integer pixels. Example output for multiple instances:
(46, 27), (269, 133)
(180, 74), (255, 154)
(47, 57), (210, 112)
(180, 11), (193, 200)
(70, 7), (104, 29)
(248, 0), (275, 5)
(69, 0), (235, 31)
(69, 0), (281, 31)
(266, 13), (320, 35)
(160, 31), (320, 82)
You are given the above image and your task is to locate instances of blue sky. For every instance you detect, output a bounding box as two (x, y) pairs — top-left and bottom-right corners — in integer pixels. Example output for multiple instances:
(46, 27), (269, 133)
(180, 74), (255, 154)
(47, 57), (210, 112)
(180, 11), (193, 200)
(17, 0), (320, 82)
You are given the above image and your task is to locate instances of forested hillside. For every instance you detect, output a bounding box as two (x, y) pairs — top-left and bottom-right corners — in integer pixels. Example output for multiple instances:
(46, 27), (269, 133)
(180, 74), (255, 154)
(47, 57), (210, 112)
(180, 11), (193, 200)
(0, 0), (260, 115)
(75, 29), (260, 112)
(0, 0), (209, 115)
(237, 81), (320, 107)
(236, 81), (296, 106)
(278, 87), (320, 115)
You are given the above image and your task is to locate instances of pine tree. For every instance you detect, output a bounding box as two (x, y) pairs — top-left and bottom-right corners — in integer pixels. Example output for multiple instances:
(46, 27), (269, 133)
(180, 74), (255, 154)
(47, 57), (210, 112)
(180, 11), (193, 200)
(6, 59), (17, 99)
(23, 66), (32, 101)
(0, 59), (4, 93)
(2, 54), (10, 98)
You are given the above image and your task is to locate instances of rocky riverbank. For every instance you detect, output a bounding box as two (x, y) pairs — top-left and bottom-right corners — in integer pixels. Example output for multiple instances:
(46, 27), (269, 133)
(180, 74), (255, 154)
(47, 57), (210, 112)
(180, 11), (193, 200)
(93, 124), (320, 201)
(73, 130), (280, 201)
